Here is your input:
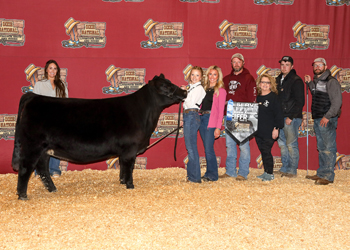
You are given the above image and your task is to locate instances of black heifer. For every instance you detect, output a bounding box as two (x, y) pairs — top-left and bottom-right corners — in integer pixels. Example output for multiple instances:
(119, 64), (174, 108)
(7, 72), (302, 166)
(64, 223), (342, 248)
(12, 74), (187, 200)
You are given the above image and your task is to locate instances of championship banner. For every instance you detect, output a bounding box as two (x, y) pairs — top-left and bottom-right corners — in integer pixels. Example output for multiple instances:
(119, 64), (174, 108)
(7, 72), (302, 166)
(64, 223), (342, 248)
(225, 101), (259, 144)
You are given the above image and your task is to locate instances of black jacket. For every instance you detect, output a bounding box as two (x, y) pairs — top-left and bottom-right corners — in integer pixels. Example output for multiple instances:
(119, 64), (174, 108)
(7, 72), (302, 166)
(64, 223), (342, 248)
(276, 69), (305, 119)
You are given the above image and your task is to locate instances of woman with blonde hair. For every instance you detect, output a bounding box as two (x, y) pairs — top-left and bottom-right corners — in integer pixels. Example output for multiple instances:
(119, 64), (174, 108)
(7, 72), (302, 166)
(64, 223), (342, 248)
(181, 66), (206, 183)
(199, 65), (227, 181)
(255, 73), (284, 181)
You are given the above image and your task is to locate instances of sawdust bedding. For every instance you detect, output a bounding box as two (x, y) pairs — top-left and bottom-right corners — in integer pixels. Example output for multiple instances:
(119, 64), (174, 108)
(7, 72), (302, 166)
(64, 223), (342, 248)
(1, 167), (349, 250)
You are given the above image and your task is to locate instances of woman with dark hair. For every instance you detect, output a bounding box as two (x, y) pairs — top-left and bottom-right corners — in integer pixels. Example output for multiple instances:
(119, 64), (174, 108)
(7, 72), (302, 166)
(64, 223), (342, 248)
(199, 65), (227, 182)
(34, 60), (68, 98)
(33, 60), (68, 177)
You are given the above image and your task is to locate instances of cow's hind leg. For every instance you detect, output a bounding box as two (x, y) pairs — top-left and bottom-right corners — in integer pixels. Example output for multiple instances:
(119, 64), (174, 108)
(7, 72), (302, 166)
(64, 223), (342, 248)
(119, 156), (135, 189)
(16, 159), (34, 200)
(16, 149), (42, 200)
(36, 153), (57, 193)
(119, 160), (126, 185)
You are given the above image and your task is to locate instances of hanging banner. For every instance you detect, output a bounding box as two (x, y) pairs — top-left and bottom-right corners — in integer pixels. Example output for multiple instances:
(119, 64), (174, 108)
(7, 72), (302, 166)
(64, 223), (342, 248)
(225, 101), (259, 144)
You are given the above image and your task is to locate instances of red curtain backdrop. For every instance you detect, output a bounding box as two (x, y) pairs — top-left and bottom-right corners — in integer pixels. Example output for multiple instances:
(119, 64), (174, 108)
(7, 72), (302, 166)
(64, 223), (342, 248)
(1, 0), (349, 174)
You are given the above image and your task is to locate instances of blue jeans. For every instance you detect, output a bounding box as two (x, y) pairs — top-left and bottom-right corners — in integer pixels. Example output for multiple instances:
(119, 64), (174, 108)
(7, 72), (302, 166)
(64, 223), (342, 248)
(199, 114), (218, 181)
(313, 117), (338, 182)
(35, 157), (61, 176)
(183, 111), (201, 182)
(225, 117), (250, 178)
(277, 118), (302, 175)
(49, 157), (61, 176)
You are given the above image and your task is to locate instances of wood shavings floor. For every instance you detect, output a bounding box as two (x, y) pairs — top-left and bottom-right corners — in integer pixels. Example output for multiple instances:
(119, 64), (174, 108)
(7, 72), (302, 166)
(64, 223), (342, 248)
(1, 168), (349, 250)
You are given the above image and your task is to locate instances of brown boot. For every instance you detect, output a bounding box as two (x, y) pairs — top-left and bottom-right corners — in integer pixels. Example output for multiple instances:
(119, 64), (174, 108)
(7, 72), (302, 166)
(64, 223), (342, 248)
(236, 175), (247, 181)
(219, 173), (234, 179)
(305, 175), (321, 180)
(315, 178), (333, 185)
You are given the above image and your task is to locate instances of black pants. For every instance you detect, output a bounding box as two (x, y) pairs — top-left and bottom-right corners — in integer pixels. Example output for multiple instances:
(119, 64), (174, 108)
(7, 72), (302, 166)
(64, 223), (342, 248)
(255, 136), (276, 174)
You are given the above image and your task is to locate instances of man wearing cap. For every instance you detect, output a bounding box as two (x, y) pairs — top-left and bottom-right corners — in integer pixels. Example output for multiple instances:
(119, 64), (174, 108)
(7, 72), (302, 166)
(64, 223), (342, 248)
(221, 53), (256, 181)
(276, 56), (305, 178)
(304, 58), (342, 185)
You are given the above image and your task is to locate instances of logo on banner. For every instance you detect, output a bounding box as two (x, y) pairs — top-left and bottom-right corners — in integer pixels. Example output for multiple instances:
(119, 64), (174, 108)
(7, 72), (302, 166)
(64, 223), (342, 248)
(330, 65), (350, 93)
(152, 113), (183, 138)
(141, 19), (184, 49)
(256, 155), (283, 172)
(299, 111), (315, 137)
(62, 17), (106, 48)
(254, 0), (294, 5)
(225, 101), (258, 144)
(179, 0), (220, 3)
(107, 157), (147, 169)
(22, 64), (68, 93)
(0, 18), (25, 46)
(216, 20), (258, 49)
(0, 114), (17, 140)
(326, 0), (350, 6)
(290, 21), (330, 50)
(103, 0), (143, 2)
(256, 65), (281, 78)
(102, 66), (145, 94)
(183, 64), (208, 81)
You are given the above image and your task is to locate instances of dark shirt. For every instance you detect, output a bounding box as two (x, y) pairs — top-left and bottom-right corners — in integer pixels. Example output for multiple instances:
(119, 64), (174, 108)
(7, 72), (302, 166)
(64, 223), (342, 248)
(256, 92), (284, 139)
(201, 88), (214, 111)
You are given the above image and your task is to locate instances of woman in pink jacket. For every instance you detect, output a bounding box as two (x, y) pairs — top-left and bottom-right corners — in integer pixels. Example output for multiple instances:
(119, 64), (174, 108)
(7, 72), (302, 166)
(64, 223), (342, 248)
(199, 65), (227, 181)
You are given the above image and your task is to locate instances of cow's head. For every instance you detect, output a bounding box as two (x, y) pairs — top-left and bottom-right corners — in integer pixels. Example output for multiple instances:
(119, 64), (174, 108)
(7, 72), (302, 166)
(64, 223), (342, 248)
(151, 74), (187, 103)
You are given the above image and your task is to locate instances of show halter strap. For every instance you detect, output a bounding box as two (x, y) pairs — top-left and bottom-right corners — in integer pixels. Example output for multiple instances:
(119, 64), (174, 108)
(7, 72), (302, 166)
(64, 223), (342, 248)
(174, 100), (182, 161)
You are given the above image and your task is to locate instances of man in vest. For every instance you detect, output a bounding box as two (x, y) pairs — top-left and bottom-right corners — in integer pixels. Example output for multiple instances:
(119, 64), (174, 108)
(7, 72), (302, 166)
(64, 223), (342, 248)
(304, 58), (342, 185)
(276, 56), (305, 177)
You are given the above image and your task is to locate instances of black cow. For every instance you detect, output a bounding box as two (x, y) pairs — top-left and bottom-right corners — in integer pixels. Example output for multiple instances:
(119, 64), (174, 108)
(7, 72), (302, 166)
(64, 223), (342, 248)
(12, 74), (187, 200)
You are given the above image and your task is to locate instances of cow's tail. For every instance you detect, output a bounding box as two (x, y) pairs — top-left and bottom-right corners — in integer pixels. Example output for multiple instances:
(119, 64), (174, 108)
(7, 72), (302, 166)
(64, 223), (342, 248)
(11, 93), (34, 172)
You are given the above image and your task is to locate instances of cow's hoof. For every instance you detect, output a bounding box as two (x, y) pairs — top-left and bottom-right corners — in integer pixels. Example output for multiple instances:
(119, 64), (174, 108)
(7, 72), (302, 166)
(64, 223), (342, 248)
(120, 179), (126, 184)
(126, 184), (134, 189)
(49, 188), (58, 193)
(18, 194), (29, 200)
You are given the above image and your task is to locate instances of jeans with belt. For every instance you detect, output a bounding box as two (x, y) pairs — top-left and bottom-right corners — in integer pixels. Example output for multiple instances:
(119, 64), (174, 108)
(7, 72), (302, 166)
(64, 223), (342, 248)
(183, 110), (201, 183)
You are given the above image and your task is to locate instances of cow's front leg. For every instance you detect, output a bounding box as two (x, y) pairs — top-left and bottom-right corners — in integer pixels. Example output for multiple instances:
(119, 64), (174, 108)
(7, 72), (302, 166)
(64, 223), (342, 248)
(36, 153), (57, 193)
(119, 156), (136, 189)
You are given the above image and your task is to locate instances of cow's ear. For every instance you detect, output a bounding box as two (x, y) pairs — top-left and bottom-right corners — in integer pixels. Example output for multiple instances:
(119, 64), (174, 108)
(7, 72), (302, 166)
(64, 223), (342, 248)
(159, 73), (165, 79)
(151, 75), (158, 82)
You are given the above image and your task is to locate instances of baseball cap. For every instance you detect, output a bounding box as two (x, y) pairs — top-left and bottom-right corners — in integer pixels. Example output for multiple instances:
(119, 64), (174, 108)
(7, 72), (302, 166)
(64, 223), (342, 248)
(312, 58), (327, 66)
(231, 53), (244, 62)
(279, 56), (294, 65)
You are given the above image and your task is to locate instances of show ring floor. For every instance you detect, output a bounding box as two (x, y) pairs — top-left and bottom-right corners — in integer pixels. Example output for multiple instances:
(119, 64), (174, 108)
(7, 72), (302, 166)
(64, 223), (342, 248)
(1, 168), (349, 250)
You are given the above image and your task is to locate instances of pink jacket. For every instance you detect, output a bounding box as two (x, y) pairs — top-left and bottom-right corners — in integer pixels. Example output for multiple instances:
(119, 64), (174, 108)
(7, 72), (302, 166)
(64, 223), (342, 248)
(208, 88), (227, 129)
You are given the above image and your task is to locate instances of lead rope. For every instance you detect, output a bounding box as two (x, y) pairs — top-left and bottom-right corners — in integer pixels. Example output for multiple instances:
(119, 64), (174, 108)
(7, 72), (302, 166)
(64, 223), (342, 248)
(174, 100), (182, 161)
